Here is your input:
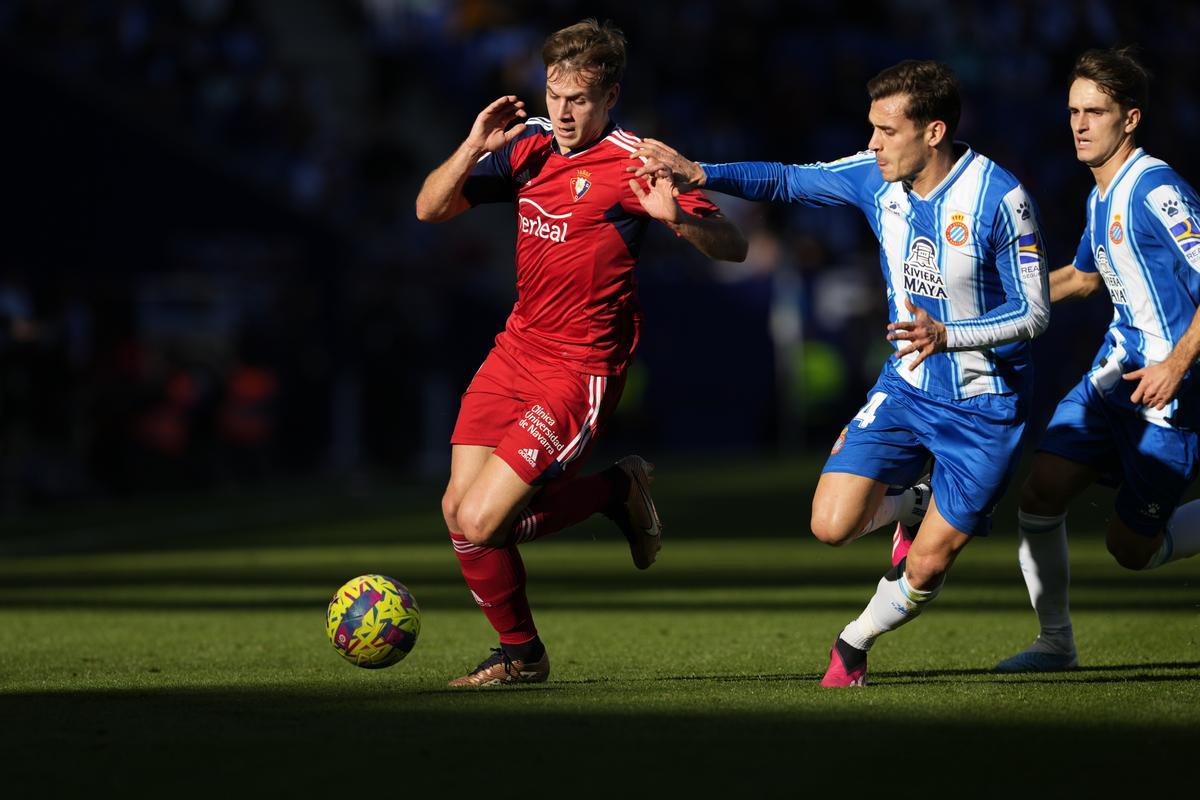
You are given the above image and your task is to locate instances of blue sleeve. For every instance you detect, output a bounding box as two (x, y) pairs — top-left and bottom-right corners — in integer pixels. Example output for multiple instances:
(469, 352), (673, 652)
(943, 186), (1051, 350)
(1073, 229), (1095, 272)
(699, 153), (876, 209)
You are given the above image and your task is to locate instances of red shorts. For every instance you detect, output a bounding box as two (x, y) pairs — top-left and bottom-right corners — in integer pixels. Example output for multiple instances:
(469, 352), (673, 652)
(451, 342), (626, 485)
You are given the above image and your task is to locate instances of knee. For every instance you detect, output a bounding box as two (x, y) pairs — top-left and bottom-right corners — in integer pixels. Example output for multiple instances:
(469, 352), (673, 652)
(809, 507), (854, 547)
(455, 497), (508, 548)
(441, 489), (463, 534)
(1020, 477), (1065, 517)
(1106, 529), (1156, 571)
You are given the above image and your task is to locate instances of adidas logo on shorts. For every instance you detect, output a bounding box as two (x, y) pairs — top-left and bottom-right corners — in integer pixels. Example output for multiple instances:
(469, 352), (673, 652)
(518, 448), (540, 468)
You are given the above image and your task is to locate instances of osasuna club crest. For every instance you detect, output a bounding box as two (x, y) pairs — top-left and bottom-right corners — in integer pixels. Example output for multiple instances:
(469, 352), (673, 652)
(570, 169), (592, 201)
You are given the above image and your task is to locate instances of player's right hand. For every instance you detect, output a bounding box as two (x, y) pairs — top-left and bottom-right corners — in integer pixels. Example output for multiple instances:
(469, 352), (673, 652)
(626, 139), (706, 192)
(465, 95), (528, 153)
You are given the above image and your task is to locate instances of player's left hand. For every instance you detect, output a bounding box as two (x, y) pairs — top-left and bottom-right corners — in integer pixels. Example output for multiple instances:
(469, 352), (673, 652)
(1124, 357), (1188, 410)
(887, 297), (948, 370)
(629, 172), (685, 224)
(626, 139), (706, 193)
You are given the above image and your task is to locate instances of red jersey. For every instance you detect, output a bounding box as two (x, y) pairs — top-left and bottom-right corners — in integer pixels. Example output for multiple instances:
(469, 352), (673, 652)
(463, 118), (720, 374)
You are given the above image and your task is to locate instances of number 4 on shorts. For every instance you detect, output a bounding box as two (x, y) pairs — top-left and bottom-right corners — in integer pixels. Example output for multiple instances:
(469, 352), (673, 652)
(852, 391), (888, 428)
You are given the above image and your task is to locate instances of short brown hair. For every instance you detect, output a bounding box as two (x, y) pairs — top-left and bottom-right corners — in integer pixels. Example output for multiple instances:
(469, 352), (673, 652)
(542, 18), (626, 88)
(1070, 47), (1150, 112)
(867, 60), (962, 138)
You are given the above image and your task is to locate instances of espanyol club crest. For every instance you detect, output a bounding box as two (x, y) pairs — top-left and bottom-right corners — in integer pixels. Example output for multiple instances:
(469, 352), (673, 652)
(570, 169), (592, 202)
(944, 212), (970, 246)
(1109, 215), (1124, 244)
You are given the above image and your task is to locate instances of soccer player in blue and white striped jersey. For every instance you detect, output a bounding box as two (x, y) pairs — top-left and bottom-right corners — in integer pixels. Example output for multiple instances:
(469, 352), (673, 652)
(997, 48), (1200, 673)
(632, 61), (1050, 686)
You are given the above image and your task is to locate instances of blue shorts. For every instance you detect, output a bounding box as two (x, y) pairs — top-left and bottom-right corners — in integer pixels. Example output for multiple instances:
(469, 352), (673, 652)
(1038, 377), (1200, 536)
(823, 365), (1028, 536)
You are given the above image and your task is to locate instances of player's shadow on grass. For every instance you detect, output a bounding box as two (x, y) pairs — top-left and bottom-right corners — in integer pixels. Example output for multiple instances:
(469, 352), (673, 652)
(2, 684), (1195, 795)
(874, 660), (1200, 685)
(619, 660), (1200, 686)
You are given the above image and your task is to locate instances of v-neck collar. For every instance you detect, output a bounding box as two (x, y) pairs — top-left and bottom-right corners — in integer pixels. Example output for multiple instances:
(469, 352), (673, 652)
(551, 120), (617, 158)
(906, 143), (974, 202)
(1096, 147), (1145, 202)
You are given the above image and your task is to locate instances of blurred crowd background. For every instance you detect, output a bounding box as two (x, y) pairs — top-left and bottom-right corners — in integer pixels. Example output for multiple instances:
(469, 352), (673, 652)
(2, 0), (1199, 510)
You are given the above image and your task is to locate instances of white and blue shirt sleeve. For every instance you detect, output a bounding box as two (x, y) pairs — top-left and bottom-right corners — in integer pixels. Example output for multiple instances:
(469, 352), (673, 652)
(699, 152), (881, 209)
(942, 186), (1051, 351)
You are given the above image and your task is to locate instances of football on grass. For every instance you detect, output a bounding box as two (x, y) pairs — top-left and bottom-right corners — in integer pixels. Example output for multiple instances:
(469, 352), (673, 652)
(326, 574), (421, 668)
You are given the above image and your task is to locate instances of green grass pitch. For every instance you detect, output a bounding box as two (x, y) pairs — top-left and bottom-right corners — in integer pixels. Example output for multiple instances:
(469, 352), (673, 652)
(1, 457), (1197, 796)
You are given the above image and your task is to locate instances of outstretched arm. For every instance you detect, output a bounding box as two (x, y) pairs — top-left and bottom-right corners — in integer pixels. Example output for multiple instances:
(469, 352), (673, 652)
(628, 138), (864, 207)
(628, 173), (748, 262)
(1049, 264), (1104, 303)
(415, 95), (527, 223)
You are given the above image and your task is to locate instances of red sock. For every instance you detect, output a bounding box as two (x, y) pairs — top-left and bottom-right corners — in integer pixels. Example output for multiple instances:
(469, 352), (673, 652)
(450, 532), (536, 646)
(447, 471), (617, 646)
(511, 472), (616, 544)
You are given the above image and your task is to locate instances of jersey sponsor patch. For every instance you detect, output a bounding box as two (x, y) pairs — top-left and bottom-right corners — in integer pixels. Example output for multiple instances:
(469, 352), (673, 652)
(517, 404), (566, 458)
(518, 198), (571, 242)
(902, 236), (947, 299)
(1145, 184), (1200, 268)
(1168, 216), (1200, 267)
(1018, 232), (1042, 278)
(1094, 245), (1128, 305)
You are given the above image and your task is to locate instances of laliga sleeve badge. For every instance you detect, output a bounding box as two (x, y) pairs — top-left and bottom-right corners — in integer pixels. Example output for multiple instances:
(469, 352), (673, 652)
(570, 169), (592, 202)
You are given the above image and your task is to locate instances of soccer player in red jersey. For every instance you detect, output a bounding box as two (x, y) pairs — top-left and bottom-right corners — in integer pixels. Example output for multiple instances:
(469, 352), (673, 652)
(415, 19), (746, 687)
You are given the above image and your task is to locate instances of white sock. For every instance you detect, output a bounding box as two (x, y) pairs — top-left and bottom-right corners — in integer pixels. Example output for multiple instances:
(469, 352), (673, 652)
(853, 487), (922, 540)
(839, 571), (939, 651)
(1016, 509), (1074, 653)
(1146, 499), (1200, 568)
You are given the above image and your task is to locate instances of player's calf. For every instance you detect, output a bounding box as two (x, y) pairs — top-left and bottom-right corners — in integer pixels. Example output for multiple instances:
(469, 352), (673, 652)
(822, 557), (941, 687)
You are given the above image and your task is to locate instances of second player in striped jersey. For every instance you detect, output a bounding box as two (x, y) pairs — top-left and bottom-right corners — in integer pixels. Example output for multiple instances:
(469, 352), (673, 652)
(998, 47), (1200, 673)
(631, 60), (1050, 686)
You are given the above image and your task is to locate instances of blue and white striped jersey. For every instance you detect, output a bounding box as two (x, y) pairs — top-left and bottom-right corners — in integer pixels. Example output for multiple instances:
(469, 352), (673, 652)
(1072, 148), (1200, 427)
(701, 147), (1050, 400)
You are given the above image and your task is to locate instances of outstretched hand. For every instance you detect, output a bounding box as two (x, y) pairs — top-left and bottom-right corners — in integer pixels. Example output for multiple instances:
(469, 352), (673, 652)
(887, 297), (948, 370)
(466, 95), (527, 153)
(628, 171), (684, 224)
(1124, 357), (1188, 410)
(626, 138), (707, 193)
